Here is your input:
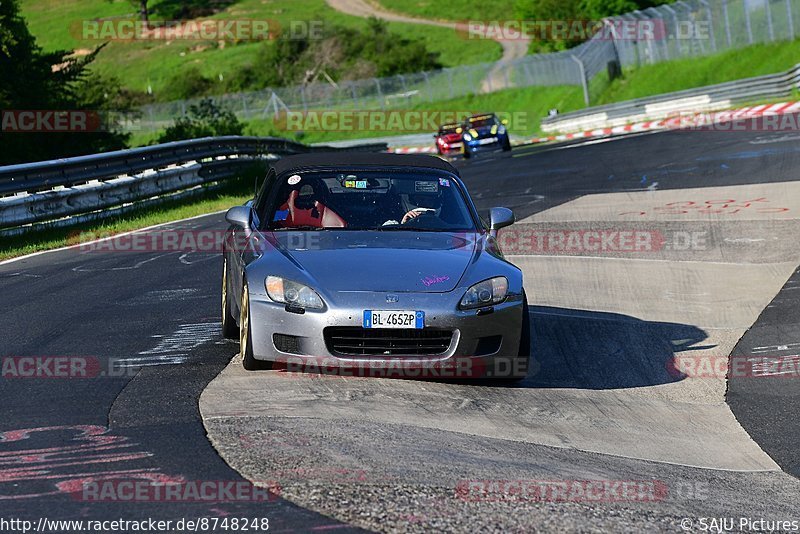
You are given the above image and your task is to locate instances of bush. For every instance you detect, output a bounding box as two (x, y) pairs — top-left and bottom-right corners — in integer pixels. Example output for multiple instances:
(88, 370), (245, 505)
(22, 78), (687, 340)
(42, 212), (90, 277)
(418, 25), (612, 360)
(161, 66), (215, 101)
(227, 17), (442, 91)
(157, 98), (243, 142)
(515, 0), (674, 52)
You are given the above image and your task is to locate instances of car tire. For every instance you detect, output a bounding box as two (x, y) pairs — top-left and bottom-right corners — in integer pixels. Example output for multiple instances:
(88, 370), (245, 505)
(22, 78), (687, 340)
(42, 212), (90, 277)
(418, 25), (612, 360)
(502, 137), (512, 151)
(240, 282), (272, 371)
(463, 147), (471, 159)
(221, 257), (238, 340)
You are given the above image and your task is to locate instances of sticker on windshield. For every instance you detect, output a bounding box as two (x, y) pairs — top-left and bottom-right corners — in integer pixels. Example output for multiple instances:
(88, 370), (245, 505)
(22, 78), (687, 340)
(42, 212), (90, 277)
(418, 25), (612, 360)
(273, 210), (289, 222)
(287, 175), (301, 185)
(415, 181), (438, 193)
(344, 180), (368, 189)
(438, 178), (451, 187)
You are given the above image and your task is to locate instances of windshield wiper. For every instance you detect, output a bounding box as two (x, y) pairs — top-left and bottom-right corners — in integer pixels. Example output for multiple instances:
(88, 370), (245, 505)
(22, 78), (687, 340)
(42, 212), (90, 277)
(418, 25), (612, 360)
(374, 226), (451, 232)
(271, 225), (330, 231)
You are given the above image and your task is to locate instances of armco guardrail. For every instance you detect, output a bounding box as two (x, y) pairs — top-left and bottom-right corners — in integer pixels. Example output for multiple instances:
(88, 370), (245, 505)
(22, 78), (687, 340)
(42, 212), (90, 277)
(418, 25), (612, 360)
(541, 63), (800, 134)
(0, 136), (387, 233)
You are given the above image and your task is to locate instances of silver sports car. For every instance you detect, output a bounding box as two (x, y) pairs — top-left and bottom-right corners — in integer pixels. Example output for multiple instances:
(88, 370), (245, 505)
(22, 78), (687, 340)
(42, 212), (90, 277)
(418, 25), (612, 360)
(221, 153), (529, 380)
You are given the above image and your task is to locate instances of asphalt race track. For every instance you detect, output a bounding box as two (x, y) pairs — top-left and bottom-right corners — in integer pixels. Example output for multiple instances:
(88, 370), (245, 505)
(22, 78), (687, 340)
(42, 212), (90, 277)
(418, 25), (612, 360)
(3, 125), (800, 532)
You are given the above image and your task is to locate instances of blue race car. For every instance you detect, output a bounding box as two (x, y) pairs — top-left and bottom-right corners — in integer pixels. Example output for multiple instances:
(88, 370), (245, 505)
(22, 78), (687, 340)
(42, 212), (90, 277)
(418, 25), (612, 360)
(461, 113), (512, 159)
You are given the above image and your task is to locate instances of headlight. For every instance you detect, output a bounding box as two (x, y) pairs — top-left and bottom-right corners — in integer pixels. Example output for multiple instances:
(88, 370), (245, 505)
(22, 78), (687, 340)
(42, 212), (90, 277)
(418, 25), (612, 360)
(266, 276), (324, 309)
(498, 125), (506, 134)
(463, 133), (473, 141)
(459, 277), (508, 309)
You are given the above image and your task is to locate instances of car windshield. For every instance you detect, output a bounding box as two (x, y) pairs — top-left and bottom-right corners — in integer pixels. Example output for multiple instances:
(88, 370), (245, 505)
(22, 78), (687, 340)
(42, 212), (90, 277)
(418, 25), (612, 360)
(261, 170), (476, 232)
(468, 116), (497, 129)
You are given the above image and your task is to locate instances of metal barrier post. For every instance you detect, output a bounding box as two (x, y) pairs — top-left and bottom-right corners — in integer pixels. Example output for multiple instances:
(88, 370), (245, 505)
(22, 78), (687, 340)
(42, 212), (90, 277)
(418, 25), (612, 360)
(571, 55), (590, 107)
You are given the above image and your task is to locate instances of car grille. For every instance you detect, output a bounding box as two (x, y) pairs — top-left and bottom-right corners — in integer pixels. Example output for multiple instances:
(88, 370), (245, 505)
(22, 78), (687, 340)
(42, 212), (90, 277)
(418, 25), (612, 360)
(324, 327), (453, 356)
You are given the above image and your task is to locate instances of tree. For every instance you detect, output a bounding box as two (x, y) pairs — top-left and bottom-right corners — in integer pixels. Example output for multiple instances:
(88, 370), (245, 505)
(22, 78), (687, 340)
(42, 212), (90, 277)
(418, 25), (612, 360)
(133, 0), (149, 22)
(0, 0), (131, 165)
(107, 0), (149, 22)
(514, 0), (675, 50)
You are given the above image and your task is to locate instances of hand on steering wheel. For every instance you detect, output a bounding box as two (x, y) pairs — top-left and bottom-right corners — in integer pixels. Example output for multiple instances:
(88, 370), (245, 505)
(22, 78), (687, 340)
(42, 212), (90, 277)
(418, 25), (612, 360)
(401, 208), (435, 224)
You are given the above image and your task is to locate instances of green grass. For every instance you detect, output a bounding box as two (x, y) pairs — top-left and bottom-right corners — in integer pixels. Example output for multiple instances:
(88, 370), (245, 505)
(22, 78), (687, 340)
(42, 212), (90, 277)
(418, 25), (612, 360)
(224, 39), (800, 143)
(19, 0), (502, 100)
(234, 84), (583, 143)
(375, 0), (516, 22)
(0, 177), (254, 261)
(593, 40), (800, 105)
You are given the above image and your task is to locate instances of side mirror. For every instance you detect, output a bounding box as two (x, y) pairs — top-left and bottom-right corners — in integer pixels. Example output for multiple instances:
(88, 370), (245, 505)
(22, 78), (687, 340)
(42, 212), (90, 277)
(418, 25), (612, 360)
(433, 134), (438, 139)
(489, 207), (514, 237)
(225, 206), (253, 231)
(501, 119), (509, 125)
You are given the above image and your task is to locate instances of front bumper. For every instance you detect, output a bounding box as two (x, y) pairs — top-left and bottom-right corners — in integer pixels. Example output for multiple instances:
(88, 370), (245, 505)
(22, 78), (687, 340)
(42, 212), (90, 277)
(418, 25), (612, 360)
(247, 289), (525, 378)
(464, 136), (504, 153)
(437, 142), (464, 155)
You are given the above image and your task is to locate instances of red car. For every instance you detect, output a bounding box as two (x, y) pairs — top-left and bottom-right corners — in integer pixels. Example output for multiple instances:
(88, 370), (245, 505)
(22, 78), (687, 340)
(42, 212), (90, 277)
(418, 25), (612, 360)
(434, 123), (464, 156)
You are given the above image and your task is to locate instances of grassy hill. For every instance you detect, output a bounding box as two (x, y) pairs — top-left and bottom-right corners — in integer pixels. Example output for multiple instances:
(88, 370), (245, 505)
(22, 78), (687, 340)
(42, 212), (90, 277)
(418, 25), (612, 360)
(220, 38), (800, 146)
(19, 0), (502, 101)
(374, 0), (517, 22)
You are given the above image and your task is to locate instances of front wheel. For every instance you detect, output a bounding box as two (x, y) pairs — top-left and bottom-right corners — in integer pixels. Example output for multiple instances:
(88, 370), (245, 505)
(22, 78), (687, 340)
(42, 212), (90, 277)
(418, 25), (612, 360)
(240, 283), (272, 371)
(221, 257), (238, 339)
(501, 137), (512, 151)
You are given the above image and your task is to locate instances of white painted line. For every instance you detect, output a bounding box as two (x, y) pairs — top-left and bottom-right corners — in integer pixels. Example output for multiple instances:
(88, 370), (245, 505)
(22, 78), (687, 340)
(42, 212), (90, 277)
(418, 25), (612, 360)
(0, 210), (228, 267)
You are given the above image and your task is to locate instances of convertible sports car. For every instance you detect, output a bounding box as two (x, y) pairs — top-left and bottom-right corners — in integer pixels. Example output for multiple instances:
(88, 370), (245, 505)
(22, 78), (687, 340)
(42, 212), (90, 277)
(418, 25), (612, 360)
(461, 113), (512, 159)
(433, 122), (464, 156)
(221, 153), (529, 379)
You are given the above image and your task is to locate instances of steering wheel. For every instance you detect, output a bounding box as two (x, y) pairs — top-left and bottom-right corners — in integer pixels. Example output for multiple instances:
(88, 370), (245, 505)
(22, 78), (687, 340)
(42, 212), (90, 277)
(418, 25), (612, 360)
(402, 211), (443, 228)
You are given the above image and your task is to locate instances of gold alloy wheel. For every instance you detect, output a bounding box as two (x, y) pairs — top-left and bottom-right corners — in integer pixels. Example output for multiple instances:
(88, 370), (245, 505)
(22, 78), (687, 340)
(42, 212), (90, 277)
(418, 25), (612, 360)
(240, 284), (249, 357)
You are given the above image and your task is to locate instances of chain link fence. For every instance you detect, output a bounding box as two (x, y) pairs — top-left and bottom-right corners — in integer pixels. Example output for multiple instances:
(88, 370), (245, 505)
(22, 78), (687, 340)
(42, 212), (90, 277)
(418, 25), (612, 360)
(134, 0), (800, 135)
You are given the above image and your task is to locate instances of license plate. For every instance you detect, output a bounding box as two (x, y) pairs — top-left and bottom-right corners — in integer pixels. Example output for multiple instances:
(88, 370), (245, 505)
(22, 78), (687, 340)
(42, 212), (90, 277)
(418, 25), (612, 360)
(363, 310), (424, 329)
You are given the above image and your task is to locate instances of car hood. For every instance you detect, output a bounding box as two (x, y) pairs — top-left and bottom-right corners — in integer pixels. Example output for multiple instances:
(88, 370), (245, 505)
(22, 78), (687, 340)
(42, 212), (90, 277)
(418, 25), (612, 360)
(267, 231), (477, 293)
(470, 125), (498, 138)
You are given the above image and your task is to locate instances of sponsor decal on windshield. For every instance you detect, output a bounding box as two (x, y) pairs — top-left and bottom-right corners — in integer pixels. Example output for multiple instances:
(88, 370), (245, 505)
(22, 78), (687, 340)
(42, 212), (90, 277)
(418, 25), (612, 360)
(415, 181), (438, 193)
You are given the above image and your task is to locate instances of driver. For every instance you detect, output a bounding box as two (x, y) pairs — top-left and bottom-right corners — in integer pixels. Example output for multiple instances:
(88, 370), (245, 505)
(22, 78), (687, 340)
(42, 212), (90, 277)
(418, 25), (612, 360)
(383, 193), (443, 226)
(401, 193), (443, 223)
